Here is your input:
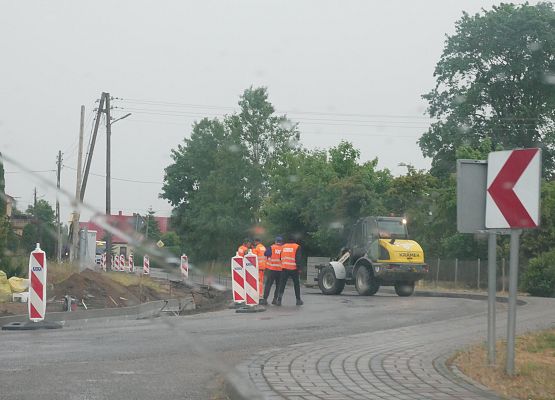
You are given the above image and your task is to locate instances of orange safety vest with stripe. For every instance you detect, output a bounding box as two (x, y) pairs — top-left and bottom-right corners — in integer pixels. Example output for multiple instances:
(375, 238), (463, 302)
(280, 243), (299, 270)
(253, 243), (267, 270)
(266, 244), (283, 271)
(237, 245), (249, 257)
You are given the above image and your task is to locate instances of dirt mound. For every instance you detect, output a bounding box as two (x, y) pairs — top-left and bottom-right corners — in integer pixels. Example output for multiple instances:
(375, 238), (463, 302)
(53, 269), (141, 308)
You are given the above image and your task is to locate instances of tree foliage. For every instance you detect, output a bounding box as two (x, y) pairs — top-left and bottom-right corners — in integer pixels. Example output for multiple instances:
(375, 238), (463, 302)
(162, 87), (299, 261)
(420, 2), (555, 178)
(21, 199), (56, 256)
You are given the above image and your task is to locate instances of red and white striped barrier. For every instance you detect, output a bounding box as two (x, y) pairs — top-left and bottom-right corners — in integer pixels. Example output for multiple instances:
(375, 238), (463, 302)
(101, 253), (106, 271)
(243, 253), (259, 306)
(28, 243), (47, 322)
(128, 254), (134, 273)
(119, 255), (125, 272)
(231, 255), (246, 304)
(143, 255), (150, 275)
(114, 254), (120, 271)
(180, 254), (189, 280)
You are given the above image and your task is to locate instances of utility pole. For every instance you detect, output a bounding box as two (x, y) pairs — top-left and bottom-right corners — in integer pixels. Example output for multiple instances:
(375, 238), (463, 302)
(70, 106), (85, 262)
(80, 94), (105, 201)
(33, 187), (37, 208)
(105, 92), (112, 270)
(56, 150), (62, 263)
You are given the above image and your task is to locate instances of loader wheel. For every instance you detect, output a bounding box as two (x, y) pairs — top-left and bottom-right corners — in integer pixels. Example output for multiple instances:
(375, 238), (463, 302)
(318, 266), (345, 295)
(394, 281), (415, 297)
(355, 266), (380, 296)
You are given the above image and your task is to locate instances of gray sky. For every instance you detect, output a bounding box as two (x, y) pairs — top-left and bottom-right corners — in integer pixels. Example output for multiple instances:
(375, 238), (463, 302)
(0, 0), (527, 221)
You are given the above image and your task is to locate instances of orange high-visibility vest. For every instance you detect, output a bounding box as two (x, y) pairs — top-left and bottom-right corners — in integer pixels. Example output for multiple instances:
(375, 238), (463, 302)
(237, 245), (249, 257)
(253, 243), (267, 270)
(266, 244), (283, 271)
(281, 243), (299, 270)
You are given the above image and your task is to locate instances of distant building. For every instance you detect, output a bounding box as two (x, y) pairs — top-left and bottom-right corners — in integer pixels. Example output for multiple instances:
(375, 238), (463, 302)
(80, 210), (170, 255)
(5, 194), (14, 217)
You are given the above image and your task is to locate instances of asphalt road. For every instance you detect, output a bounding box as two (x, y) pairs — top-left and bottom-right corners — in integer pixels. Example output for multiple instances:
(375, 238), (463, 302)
(1, 286), (553, 400)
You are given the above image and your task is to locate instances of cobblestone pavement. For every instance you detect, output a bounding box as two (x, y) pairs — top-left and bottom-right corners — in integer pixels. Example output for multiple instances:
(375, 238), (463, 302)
(230, 296), (555, 400)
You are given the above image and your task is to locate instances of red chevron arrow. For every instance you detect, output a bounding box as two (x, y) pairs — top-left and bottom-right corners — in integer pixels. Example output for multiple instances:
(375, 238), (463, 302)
(487, 149), (538, 228)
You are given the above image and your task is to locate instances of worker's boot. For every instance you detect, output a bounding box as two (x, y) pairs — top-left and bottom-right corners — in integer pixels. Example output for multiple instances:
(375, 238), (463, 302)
(275, 297), (282, 306)
(296, 299), (304, 306)
(259, 298), (267, 305)
(271, 297), (278, 305)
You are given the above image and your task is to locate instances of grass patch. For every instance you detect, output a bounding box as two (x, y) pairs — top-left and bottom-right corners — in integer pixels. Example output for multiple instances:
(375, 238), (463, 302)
(47, 262), (79, 284)
(105, 272), (166, 293)
(453, 329), (555, 400)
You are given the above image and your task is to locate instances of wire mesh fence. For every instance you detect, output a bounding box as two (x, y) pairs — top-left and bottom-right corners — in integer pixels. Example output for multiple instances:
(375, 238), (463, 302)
(423, 257), (513, 291)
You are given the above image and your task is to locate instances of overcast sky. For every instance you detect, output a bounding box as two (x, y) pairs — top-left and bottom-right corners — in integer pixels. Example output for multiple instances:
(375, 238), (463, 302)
(0, 1), (532, 221)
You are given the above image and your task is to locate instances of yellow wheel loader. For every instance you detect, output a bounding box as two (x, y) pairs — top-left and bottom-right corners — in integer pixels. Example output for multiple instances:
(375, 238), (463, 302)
(317, 216), (429, 297)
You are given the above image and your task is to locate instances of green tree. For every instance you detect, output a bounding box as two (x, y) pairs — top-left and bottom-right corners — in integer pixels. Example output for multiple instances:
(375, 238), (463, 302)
(161, 87), (298, 262)
(21, 199), (56, 256)
(0, 152), (9, 267)
(139, 208), (161, 241)
(420, 3), (555, 178)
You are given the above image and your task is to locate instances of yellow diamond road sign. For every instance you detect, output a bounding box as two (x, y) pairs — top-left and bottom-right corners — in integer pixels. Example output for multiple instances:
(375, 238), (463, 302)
(156, 240), (165, 248)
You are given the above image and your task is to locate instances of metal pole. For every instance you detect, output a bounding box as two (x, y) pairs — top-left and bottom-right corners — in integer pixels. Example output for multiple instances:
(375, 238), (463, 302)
(435, 257), (440, 289)
(502, 258), (506, 292)
(454, 258), (458, 288)
(487, 232), (497, 365)
(506, 229), (521, 376)
(477, 258), (481, 289)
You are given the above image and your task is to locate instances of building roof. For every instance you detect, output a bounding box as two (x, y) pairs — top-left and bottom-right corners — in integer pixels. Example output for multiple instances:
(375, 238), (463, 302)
(80, 211), (170, 244)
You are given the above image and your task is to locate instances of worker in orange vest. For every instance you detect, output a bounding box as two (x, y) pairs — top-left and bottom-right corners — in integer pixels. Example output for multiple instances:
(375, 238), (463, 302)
(276, 237), (303, 306)
(260, 236), (283, 305)
(252, 238), (266, 297)
(237, 238), (252, 257)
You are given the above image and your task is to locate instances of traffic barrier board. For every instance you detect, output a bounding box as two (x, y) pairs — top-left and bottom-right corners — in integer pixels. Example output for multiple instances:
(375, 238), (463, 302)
(28, 244), (47, 322)
(231, 255), (246, 304)
(486, 148), (541, 229)
(244, 254), (259, 305)
(119, 255), (125, 272)
(143, 255), (150, 275)
(128, 254), (134, 273)
(180, 254), (189, 279)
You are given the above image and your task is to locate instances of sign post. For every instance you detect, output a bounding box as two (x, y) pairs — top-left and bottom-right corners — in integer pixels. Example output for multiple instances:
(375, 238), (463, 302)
(485, 148), (541, 375)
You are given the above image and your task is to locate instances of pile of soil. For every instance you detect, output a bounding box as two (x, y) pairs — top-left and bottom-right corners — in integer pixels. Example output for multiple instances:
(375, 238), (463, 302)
(52, 269), (137, 308)
(0, 269), (231, 316)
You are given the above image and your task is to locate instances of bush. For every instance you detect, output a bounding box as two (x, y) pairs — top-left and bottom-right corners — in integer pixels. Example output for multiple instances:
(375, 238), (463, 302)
(521, 251), (555, 297)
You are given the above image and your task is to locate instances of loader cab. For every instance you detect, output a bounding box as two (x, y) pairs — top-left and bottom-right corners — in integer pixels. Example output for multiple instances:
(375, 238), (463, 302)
(347, 217), (409, 262)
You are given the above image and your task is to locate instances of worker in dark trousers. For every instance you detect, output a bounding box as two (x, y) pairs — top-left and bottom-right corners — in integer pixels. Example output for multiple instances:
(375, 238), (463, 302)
(260, 236), (283, 305)
(276, 238), (303, 306)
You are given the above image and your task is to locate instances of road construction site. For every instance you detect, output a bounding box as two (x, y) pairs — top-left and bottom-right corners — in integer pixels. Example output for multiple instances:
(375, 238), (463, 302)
(1, 283), (553, 400)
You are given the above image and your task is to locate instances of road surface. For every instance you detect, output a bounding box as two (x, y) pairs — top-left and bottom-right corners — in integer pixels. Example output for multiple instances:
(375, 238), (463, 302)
(1, 286), (553, 400)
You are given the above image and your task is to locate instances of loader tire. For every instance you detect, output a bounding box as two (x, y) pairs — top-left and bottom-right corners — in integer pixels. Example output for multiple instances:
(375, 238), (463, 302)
(318, 266), (345, 295)
(355, 266), (380, 296)
(394, 281), (415, 297)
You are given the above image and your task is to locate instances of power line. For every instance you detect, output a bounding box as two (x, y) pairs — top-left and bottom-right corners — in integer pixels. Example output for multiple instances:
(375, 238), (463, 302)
(5, 169), (56, 174)
(63, 164), (163, 185)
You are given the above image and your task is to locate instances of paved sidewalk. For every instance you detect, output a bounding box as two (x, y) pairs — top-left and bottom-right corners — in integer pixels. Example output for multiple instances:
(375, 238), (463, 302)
(229, 296), (555, 400)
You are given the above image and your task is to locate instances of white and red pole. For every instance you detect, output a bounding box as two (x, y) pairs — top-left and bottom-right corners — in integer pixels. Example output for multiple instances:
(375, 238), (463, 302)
(114, 254), (120, 271)
(101, 253), (106, 271)
(128, 254), (134, 273)
(143, 255), (150, 275)
(119, 255), (125, 272)
(180, 254), (189, 280)
(243, 254), (259, 306)
(28, 243), (47, 322)
(231, 255), (246, 304)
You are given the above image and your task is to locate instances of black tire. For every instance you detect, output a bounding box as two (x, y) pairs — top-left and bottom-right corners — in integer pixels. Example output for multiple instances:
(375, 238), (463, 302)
(318, 266), (345, 295)
(354, 266), (380, 296)
(394, 281), (415, 297)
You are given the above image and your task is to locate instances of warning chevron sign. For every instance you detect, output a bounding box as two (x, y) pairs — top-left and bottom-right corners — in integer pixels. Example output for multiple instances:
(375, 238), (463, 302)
(486, 148), (541, 229)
